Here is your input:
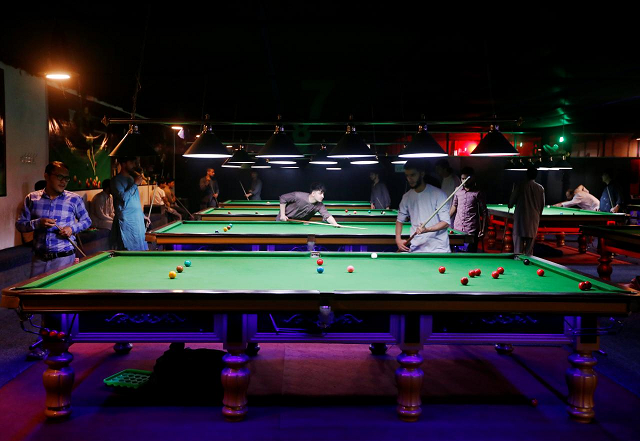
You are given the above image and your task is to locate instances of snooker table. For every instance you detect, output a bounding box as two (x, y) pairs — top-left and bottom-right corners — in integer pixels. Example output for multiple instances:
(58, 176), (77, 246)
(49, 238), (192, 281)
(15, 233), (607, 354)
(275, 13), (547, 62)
(579, 225), (640, 281)
(196, 207), (399, 223)
(2, 251), (638, 423)
(486, 204), (628, 253)
(218, 200), (372, 210)
(148, 220), (474, 251)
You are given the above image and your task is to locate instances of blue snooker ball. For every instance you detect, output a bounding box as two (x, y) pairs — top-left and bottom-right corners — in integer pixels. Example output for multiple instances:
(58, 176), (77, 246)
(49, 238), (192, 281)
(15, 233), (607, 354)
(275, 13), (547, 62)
(317, 266), (324, 274)
(184, 260), (192, 267)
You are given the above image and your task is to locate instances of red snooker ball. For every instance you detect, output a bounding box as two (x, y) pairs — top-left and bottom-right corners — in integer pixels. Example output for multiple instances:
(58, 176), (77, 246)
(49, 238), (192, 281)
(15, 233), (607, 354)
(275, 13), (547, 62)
(49, 330), (58, 339)
(317, 259), (324, 266)
(57, 331), (66, 340)
(497, 267), (504, 275)
(474, 269), (481, 277)
(460, 277), (469, 285)
(347, 265), (355, 273)
(492, 271), (499, 279)
(468, 270), (476, 278)
(579, 282), (586, 291)
(537, 268), (545, 276)
(585, 281), (592, 290)
(176, 266), (184, 273)
(438, 266), (446, 274)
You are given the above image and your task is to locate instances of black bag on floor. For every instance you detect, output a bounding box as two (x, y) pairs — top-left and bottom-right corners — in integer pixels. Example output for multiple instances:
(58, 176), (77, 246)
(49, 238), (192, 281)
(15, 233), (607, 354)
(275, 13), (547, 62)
(147, 344), (226, 404)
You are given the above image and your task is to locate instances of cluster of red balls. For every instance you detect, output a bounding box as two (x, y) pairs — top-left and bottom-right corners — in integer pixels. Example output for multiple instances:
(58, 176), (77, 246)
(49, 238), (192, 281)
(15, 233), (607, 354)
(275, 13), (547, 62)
(39, 328), (66, 340)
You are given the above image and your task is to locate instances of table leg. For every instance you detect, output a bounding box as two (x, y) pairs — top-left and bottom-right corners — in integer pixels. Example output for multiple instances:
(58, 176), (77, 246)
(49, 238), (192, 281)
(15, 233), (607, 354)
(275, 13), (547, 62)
(396, 349), (423, 422)
(221, 348), (250, 421)
(578, 235), (588, 254)
(503, 227), (513, 253)
(556, 232), (565, 247)
(566, 316), (598, 423)
(566, 350), (597, 423)
(597, 238), (613, 281)
(487, 225), (496, 249)
(43, 341), (74, 419)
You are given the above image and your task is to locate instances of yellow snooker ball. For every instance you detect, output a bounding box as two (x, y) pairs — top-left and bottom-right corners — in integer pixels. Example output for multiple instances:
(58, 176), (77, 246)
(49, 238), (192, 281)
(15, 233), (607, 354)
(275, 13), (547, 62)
(169, 271), (177, 279)
(223, 227), (228, 232)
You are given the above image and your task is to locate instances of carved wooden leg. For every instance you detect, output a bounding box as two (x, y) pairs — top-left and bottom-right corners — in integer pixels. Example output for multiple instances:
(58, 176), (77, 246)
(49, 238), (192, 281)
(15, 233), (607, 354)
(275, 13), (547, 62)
(43, 342), (74, 419)
(396, 350), (423, 422)
(221, 349), (250, 421)
(597, 238), (613, 281)
(566, 351), (597, 423)
(556, 232), (565, 247)
(578, 235), (588, 254)
(503, 227), (513, 253)
(487, 225), (496, 249)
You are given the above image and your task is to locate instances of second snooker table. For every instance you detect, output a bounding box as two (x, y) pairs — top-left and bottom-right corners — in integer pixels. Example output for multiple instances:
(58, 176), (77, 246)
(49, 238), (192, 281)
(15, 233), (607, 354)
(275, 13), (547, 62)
(2, 251), (637, 423)
(579, 225), (640, 280)
(487, 204), (628, 253)
(147, 220), (474, 251)
(196, 207), (399, 222)
(218, 199), (371, 210)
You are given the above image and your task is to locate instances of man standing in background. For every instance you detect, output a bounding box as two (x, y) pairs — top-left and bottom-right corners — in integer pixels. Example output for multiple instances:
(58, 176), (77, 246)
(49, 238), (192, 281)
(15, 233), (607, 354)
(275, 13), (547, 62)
(199, 168), (219, 209)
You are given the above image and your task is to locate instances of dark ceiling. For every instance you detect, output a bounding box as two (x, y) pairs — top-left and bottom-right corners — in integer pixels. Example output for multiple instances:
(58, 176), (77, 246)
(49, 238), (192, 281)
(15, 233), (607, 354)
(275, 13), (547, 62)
(2, 4), (639, 136)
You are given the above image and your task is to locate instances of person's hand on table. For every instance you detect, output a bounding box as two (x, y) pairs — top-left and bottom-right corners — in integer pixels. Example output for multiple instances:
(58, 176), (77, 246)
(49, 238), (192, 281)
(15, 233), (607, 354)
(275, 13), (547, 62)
(281, 214), (289, 222)
(611, 205), (620, 213)
(396, 237), (410, 252)
(39, 218), (57, 229)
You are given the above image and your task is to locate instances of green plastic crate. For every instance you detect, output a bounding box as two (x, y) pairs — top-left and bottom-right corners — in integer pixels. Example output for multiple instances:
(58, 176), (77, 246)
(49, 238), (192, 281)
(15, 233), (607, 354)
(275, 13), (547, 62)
(103, 369), (152, 389)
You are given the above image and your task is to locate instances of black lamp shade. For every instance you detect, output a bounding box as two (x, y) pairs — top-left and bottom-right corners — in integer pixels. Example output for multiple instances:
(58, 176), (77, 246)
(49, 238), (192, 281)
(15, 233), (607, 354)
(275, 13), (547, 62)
(256, 127), (302, 158)
(471, 126), (518, 156)
(328, 126), (375, 158)
(251, 157), (272, 168)
(183, 126), (230, 158)
(109, 125), (158, 158)
(228, 147), (254, 164)
(399, 127), (447, 158)
(310, 146), (337, 165)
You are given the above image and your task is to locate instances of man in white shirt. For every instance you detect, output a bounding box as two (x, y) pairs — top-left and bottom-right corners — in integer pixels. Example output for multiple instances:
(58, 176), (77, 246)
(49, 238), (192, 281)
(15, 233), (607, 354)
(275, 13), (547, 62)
(396, 160), (451, 253)
(90, 179), (115, 230)
(435, 159), (461, 199)
(554, 185), (600, 211)
(153, 180), (182, 222)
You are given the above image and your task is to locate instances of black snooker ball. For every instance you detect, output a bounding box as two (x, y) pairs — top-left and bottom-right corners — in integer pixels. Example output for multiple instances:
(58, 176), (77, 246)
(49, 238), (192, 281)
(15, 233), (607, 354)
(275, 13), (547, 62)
(523, 259), (530, 265)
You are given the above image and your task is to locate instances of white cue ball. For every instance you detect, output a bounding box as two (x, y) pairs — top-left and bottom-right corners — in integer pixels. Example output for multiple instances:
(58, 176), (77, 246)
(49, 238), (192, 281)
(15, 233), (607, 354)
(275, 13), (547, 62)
(371, 253), (378, 259)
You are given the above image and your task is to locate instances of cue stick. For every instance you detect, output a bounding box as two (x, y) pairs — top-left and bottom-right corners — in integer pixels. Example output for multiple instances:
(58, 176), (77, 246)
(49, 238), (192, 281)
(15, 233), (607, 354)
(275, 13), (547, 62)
(286, 219), (368, 230)
(175, 197), (194, 219)
(239, 180), (249, 200)
(404, 176), (470, 246)
(606, 186), (614, 212)
(54, 223), (87, 258)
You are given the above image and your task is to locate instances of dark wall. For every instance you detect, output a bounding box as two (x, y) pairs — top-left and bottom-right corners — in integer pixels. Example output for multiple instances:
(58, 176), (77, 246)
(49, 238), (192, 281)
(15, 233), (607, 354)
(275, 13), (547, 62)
(176, 157), (638, 211)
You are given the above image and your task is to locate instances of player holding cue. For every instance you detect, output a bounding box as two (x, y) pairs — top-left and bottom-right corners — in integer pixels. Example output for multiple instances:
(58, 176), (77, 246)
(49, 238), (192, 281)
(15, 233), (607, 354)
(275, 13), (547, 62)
(396, 160), (453, 253)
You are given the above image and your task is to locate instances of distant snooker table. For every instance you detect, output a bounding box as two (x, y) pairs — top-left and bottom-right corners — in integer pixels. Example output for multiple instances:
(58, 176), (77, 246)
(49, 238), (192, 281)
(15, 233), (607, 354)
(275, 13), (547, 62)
(2, 251), (637, 423)
(218, 199), (371, 210)
(579, 225), (640, 280)
(197, 207), (399, 222)
(148, 220), (474, 250)
(487, 204), (628, 253)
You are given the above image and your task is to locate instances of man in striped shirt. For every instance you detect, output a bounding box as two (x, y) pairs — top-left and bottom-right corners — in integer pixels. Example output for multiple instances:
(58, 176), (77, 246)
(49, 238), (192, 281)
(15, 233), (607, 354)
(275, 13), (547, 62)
(16, 161), (92, 277)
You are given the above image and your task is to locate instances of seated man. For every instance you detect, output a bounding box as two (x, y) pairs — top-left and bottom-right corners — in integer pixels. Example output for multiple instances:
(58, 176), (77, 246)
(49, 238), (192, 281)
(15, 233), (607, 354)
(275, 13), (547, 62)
(90, 179), (115, 230)
(554, 185), (600, 211)
(276, 182), (339, 226)
(153, 180), (182, 222)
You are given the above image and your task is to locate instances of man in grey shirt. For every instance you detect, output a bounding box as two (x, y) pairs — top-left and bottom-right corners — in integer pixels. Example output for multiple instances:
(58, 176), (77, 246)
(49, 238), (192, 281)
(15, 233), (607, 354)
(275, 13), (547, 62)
(509, 166), (545, 255)
(276, 182), (339, 225)
(370, 171), (391, 209)
(245, 171), (263, 200)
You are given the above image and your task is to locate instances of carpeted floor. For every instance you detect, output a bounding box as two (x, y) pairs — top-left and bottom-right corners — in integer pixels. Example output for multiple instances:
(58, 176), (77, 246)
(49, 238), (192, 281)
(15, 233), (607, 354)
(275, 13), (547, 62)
(1, 343), (640, 441)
